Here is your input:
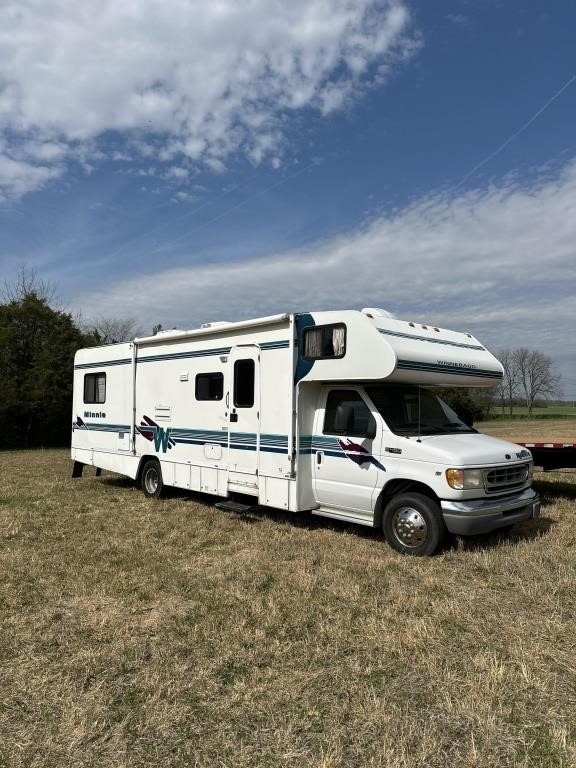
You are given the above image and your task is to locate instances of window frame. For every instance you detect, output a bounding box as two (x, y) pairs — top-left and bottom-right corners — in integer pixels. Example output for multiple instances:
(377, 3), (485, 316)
(301, 323), (347, 361)
(83, 372), (107, 404)
(195, 371), (224, 401)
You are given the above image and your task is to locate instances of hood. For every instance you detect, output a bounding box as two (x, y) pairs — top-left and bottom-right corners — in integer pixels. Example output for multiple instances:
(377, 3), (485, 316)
(398, 432), (532, 467)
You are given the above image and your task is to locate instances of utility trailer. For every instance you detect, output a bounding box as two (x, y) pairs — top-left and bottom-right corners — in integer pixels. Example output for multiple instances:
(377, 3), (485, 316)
(71, 308), (540, 555)
(514, 442), (576, 471)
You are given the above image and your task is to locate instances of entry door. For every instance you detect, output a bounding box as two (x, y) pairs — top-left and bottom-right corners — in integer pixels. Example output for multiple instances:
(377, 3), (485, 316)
(227, 346), (260, 478)
(313, 389), (383, 520)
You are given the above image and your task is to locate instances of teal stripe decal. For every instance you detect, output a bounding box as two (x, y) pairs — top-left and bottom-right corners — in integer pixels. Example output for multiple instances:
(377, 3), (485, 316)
(75, 340), (290, 369)
(260, 341), (290, 350)
(378, 328), (484, 351)
(74, 424), (372, 461)
(139, 346), (231, 363)
(75, 358), (131, 369)
(77, 422), (290, 453)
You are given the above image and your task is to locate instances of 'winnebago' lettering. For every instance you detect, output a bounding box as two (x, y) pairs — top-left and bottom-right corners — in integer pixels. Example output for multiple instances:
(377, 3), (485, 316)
(436, 360), (477, 370)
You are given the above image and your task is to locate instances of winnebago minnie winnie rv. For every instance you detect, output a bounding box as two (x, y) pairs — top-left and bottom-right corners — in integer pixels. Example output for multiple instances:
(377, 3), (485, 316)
(71, 308), (540, 555)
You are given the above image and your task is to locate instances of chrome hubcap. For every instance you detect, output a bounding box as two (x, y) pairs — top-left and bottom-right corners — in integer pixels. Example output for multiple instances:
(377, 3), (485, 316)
(392, 507), (427, 547)
(145, 467), (159, 494)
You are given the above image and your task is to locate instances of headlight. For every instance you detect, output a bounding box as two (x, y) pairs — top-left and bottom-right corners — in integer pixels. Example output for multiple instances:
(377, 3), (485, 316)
(446, 468), (485, 490)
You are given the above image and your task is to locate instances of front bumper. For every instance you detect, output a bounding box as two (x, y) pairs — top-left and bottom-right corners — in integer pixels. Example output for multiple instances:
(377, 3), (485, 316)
(441, 488), (540, 536)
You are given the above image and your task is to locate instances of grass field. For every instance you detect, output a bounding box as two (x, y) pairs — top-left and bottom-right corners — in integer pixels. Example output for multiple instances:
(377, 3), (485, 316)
(488, 406), (576, 420)
(1, 449), (576, 768)
(477, 418), (576, 443)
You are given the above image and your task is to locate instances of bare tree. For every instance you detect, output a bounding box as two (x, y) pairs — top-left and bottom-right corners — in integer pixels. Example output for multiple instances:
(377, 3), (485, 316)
(86, 316), (141, 344)
(497, 348), (522, 417)
(514, 348), (562, 416)
(3, 265), (57, 305)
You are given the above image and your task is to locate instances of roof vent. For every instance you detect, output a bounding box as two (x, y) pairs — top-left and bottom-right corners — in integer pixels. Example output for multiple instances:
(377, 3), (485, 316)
(361, 308), (396, 320)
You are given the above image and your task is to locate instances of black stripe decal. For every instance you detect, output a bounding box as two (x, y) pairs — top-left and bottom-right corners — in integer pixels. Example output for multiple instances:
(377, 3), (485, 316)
(397, 360), (502, 378)
(378, 328), (484, 351)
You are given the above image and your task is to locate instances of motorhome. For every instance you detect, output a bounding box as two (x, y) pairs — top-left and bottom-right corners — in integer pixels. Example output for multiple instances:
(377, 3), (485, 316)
(71, 308), (540, 555)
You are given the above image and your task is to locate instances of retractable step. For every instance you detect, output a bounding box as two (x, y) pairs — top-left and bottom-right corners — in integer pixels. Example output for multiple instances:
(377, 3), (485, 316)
(215, 500), (261, 513)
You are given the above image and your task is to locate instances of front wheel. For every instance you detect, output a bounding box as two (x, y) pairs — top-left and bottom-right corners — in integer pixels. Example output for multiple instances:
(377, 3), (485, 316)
(141, 459), (164, 499)
(382, 492), (446, 556)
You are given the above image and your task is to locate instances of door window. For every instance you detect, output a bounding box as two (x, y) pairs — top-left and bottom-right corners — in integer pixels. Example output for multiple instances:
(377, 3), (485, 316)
(323, 390), (376, 437)
(233, 359), (255, 408)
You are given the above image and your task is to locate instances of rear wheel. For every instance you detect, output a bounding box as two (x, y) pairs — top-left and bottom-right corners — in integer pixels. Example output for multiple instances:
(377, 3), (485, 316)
(383, 492), (445, 556)
(141, 459), (164, 499)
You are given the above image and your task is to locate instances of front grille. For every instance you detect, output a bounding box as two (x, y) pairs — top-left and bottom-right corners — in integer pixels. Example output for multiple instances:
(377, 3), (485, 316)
(484, 464), (530, 493)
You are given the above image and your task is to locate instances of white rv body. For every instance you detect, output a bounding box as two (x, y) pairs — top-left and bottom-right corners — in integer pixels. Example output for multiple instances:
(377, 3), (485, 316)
(72, 309), (540, 554)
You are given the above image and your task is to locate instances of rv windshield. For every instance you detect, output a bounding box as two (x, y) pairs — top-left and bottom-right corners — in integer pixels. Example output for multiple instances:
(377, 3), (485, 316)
(365, 384), (477, 436)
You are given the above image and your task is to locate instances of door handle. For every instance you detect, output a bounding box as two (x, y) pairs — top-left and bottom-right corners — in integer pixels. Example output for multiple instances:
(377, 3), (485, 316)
(316, 451), (323, 466)
(230, 412), (238, 423)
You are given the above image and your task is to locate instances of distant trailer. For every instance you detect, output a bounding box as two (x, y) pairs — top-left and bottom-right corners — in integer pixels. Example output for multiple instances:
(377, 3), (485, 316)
(516, 442), (576, 471)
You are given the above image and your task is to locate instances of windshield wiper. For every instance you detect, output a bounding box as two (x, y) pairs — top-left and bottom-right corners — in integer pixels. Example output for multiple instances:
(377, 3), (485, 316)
(442, 422), (478, 433)
(394, 423), (445, 435)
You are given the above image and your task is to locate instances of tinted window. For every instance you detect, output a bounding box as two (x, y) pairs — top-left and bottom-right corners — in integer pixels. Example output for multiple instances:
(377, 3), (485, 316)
(323, 390), (376, 437)
(195, 372), (224, 401)
(302, 324), (346, 360)
(233, 359), (255, 408)
(84, 373), (106, 404)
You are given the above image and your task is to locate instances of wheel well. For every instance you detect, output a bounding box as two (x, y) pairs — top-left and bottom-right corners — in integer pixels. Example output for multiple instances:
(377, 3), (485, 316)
(374, 480), (440, 528)
(136, 455), (160, 483)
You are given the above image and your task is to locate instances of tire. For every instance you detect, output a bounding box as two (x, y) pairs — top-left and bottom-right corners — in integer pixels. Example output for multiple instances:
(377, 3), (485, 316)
(141, 459), (164, 499)
(382, 492), (446, 556)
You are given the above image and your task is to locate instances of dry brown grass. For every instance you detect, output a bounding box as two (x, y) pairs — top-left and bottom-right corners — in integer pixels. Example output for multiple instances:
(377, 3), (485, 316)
(1, 449), (576, 767)
(478, 418), (576, 443)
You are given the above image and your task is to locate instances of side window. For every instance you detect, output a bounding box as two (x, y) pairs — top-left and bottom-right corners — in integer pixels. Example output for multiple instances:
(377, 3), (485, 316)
(323, 390), (376, 438)
(233, 359), (255, 408)
(84, 372), (106, 404)
(302, 324), (346, 360)
(195, 372), (224, 401)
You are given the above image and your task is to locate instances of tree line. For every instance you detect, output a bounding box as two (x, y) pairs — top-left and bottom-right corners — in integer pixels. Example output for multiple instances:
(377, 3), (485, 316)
(496, 348), (562, 416)
(440, 348), (562, 423)
(0, 273), (140, 450)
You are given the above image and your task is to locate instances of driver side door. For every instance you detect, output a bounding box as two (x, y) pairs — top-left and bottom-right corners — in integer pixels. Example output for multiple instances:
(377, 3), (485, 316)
(312, 388), (384, 521)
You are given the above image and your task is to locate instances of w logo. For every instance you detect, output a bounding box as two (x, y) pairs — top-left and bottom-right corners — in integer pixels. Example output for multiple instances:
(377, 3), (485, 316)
(136, 415), (176, 452)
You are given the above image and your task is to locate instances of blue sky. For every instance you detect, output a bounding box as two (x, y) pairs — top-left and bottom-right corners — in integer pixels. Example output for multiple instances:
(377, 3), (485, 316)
(1, 0), (575, 396)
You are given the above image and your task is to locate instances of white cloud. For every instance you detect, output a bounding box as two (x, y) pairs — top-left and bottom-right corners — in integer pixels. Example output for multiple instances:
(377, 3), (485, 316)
(0, 151), (63, 201)
(0, 0), (416, 199)
(73, 160), (576, 393)
(166, 166), (190, 181)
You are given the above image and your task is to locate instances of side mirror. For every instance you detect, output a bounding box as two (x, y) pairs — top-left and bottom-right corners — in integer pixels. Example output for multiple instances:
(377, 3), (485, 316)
(364, 416), (377, 440)
(457, 407), (474, 428)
